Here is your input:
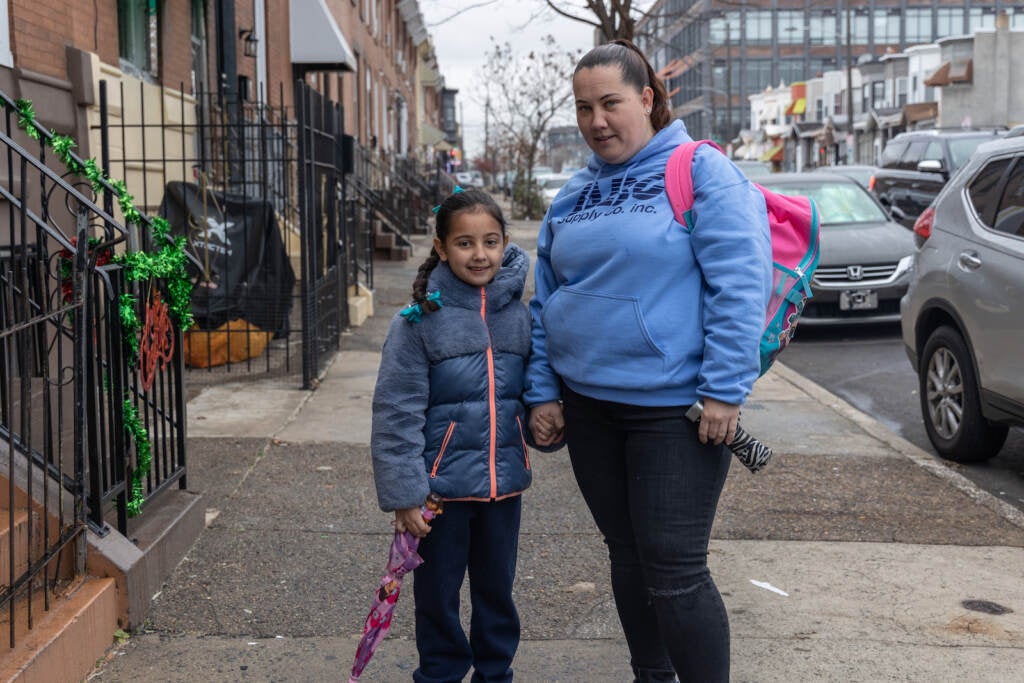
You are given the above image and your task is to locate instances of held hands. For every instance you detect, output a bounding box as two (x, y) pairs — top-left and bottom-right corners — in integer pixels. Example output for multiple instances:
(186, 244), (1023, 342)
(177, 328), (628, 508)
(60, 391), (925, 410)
(697, 397), (740, 446)
(394, 507), (432, 538)
(529, 401), (565, 447)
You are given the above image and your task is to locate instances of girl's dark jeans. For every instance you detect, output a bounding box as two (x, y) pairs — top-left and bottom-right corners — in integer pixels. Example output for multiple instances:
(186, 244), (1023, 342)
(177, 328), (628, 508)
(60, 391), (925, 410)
(562, 385), (732, 683)
(413, 496), (522, 683)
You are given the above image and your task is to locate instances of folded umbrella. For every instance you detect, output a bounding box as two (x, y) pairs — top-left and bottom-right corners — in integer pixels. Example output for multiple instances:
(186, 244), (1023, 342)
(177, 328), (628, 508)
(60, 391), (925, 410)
(349, 493), (443, 682)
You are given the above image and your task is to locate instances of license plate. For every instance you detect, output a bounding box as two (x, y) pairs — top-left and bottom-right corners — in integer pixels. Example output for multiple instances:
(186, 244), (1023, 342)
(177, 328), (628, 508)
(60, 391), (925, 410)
(840, 289), (878, 311)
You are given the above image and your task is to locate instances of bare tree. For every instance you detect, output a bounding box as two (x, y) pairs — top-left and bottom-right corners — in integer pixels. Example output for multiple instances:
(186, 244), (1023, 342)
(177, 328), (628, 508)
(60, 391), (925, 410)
(545, 0), (644, 42)
(476, 35), (581, 219)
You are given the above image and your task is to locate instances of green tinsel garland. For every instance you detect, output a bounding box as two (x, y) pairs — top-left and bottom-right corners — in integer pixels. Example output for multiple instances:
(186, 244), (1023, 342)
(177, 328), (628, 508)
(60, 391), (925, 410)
(7, 97), (197, 516)
(122, 400), (152, 517)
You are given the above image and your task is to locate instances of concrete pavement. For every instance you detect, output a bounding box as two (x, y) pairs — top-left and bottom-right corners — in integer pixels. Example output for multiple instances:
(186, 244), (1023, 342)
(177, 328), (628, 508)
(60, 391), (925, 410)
(88, 218), (1024, 683)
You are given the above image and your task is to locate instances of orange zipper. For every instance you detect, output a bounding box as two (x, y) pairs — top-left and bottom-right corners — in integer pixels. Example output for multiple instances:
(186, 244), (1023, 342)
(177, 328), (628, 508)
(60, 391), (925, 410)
(430, 421), (457, 478)
(481, 288), (498, 499)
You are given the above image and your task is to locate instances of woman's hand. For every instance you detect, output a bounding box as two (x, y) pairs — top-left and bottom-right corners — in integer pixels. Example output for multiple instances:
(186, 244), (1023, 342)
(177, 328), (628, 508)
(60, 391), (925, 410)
(697, 397), (740, 446)
(529, 401), (565, 446)
(394, 507), (431, 537)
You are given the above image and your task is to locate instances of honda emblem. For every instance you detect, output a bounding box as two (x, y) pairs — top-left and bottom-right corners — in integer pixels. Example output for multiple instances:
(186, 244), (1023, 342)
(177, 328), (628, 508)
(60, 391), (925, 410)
(847, 265), (864, 281)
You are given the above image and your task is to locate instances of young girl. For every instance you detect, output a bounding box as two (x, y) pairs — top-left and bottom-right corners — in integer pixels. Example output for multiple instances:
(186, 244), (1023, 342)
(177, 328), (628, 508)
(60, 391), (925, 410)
(370, 187), (533, 683)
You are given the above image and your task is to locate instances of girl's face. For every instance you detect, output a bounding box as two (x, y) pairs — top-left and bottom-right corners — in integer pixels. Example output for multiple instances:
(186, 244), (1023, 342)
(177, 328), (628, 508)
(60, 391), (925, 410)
(573, 64), (655, 165)
(434, 209), (509, 288)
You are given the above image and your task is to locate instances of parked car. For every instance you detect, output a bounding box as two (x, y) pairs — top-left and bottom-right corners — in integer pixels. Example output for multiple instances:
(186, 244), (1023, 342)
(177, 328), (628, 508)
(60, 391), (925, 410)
(812, 164), (878, 189)
(900, 135), (1024, 462)
(540, 173), (572, 208)
(454, 171), (477, 187)
(758, 173), (915, 326)
(871, 129), (1001, 228)
(733, 159), (772, 179)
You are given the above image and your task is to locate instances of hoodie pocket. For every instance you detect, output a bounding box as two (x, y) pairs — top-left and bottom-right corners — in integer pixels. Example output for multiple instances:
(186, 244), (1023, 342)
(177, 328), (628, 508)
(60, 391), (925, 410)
(430, 421), (457, 478)
(542, 287), (667, 388)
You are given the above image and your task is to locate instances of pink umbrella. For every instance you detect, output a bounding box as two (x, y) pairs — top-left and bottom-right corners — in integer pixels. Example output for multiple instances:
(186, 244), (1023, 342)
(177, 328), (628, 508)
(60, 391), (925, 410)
(349, 493), (444, 682)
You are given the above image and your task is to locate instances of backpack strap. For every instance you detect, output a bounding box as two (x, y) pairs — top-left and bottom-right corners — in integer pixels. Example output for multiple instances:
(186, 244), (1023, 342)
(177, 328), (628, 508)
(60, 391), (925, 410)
(665, 139), (725, 232)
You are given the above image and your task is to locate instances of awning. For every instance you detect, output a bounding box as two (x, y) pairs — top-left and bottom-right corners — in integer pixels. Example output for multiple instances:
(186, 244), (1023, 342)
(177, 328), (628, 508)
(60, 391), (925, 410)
(904, 101), (938, 124)
(925, 62), (950, 87)
(419, 122), (447, 147)
(874, 109), (903, 129)
(760, 143), (784, 162)
(785, 98), (806, 116)
(290, 0), (356, 72)
(949, 59), (973, 83)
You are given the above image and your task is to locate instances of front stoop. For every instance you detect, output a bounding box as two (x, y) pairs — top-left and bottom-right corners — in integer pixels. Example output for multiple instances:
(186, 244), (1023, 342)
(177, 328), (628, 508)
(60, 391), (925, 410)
(88, 489), (205, 631)
(0, 576), (117, 683)
(348, 282), (375, 327)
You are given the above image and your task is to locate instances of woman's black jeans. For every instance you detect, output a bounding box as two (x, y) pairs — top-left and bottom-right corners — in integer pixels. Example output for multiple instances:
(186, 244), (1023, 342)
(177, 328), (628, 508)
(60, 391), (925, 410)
(562, 386), (732, 683)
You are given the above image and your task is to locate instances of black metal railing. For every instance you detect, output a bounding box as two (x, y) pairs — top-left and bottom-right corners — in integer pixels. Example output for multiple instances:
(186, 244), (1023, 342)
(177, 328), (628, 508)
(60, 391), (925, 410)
(0, 89), (186, 648)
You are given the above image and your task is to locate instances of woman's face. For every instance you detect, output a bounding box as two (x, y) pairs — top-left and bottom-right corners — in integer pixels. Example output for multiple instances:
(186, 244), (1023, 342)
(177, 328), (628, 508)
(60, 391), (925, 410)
(573, 64), (655, 165)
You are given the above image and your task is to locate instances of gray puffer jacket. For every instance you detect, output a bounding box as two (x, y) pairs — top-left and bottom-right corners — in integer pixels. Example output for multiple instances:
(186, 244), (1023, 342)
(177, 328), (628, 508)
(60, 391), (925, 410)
(370, 243), (533, 511)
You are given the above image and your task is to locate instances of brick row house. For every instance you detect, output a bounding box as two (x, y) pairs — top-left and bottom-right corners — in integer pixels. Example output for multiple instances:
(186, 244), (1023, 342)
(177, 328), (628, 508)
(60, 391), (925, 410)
(0, 2), (452, 680)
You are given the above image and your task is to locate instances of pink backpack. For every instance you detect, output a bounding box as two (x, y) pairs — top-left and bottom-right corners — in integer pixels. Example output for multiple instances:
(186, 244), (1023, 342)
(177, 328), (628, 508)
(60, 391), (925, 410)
(665, 140), (820, 376)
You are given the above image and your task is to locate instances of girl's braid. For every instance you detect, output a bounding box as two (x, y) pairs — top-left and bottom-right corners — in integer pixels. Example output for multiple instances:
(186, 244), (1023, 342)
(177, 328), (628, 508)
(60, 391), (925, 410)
(411, 248), (442, 311)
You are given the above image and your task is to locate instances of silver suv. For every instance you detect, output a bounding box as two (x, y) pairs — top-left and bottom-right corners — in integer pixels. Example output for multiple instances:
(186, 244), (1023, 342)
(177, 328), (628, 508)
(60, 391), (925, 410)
(900, 136), (1024, 462)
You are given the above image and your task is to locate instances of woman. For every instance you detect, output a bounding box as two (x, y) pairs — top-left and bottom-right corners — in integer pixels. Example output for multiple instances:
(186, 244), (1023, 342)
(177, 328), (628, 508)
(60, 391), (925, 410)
(525, 40), (772, 682)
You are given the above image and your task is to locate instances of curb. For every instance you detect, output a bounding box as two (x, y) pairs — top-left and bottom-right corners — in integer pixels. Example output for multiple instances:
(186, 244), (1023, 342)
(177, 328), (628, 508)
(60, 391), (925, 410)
(774, 361), (1024, 531)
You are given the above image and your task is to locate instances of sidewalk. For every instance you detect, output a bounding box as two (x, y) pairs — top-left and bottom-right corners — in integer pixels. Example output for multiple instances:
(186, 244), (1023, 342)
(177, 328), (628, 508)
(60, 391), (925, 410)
(90, 219), (1024, 682)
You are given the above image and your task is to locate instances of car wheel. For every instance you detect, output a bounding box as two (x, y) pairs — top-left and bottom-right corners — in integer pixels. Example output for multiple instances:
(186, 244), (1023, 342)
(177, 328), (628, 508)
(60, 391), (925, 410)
(918, 326), (1008, 462)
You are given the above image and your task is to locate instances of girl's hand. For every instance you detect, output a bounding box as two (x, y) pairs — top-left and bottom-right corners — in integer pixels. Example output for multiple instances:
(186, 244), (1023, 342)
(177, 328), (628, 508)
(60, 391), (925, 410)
(394, 507), (431, 537)
(530, 401), (565, 446)
(697, 397), (740, 446)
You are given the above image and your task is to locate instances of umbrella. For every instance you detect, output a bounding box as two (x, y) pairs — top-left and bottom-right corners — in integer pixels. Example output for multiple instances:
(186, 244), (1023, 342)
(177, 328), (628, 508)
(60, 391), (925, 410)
(349, 493), (444, 682)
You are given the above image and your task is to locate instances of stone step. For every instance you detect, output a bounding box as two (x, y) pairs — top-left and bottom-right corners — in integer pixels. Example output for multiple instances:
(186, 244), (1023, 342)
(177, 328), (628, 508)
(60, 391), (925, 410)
(0, 576), (117, 683)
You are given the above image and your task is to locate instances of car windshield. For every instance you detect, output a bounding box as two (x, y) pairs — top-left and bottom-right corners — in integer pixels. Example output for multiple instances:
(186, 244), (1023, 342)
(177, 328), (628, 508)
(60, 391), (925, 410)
(543, 177), (569, 190)
(767, 181), (889, 225)
(949, 137), (995, 171)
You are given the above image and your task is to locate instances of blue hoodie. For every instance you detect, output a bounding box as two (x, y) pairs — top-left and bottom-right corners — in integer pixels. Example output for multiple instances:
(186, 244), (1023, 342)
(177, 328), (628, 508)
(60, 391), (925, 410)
(524, 120), (772, 408)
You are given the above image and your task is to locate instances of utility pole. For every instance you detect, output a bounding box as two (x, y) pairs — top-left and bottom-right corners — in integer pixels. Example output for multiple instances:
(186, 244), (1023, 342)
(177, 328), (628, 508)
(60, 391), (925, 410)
(726, 22), (733, 150)
(845, 2), (858, 163)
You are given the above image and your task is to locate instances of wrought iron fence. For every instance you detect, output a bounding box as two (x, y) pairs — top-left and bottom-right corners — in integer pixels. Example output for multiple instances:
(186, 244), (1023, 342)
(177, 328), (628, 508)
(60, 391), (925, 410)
(98, 81), (306, 378)
(0, 89), (186, 648)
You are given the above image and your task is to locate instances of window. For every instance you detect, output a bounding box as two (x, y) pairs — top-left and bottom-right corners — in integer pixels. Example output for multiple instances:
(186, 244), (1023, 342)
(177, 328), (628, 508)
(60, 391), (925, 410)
(993, 159), (1024, 237)
(880, 138), (908, 166)
(871, 81), (886, 109)
(899, 140), (929, 170)
(905, 8), (932, 44)
(118, 0), (159, 77)
(873, 10), (900, 45)
(936, 8), (963, 38)
(709, 12), (739, 45)
(808, 11), (836, 46)
(0, 1), (12, 68)
(896, 77), (908, 107)
(745, 11), (772, 43)
(968, 158), (1012, 224)
(922, 141), (944, 164)
(1012, 8), (1024, 30)
(969, 7), (997, 32)
(778, 10), (803, 44)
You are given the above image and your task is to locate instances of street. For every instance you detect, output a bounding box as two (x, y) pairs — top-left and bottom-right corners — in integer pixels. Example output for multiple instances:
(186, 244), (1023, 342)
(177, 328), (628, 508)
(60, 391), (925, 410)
(783, 322), (1024, 512)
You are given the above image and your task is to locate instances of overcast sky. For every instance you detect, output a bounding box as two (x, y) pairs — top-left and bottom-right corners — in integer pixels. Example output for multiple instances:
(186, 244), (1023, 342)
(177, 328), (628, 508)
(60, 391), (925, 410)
(420, 0), (598, 159)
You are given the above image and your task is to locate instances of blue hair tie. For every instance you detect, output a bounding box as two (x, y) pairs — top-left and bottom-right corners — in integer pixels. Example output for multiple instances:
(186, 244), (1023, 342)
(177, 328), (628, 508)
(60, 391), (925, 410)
(399, 291), (443, 323)
(432, 185), (465, 214)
